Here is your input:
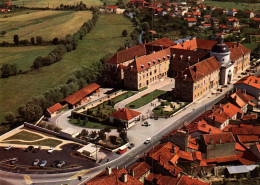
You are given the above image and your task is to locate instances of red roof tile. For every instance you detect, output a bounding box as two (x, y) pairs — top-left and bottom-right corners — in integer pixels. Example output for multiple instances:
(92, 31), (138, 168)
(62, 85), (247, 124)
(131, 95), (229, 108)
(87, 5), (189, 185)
(128, 161), (151, 179)
(206, 153), (243, 163)
(241, 114), (257, 120)
(178, 175), (210, 185)
(185, 119), (222, 135)
(106, 44), (146, 64)
(146, 38), (175, 48)
(231, 89), (255, 108)
(234, 76), (260, 90)
(62, 83), (100, 105)
(86, 168), (142, 185)
(231, 126), (260, 135)
(235, 142), (246, 151)
(145, 173), (180, 185)
(203, 132), (236, 145)
(185, 18), (197, 22)
(47, 103), (63, 114)
(110, 108), (141, 121)
(188, 137), (199, 150)
(178, 150), (193, 161)
(237, 135), (259, 143)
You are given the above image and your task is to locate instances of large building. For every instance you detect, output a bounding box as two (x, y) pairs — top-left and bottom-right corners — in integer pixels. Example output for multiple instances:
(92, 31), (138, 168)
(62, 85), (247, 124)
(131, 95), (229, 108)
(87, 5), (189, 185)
(104, 37), (251, 101)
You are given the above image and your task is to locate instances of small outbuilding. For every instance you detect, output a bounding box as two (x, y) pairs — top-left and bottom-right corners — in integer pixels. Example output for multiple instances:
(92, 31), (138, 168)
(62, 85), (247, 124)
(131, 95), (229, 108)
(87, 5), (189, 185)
(77, 143), (100, 157)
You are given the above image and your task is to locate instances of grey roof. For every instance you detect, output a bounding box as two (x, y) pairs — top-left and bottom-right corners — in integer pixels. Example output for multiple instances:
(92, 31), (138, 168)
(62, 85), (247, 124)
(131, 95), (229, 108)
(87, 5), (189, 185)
(227, 165), (258, 174)
(174, 36), (196, 44)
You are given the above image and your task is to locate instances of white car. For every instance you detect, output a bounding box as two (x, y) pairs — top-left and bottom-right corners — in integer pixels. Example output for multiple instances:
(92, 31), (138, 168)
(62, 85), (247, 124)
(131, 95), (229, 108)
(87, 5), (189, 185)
(144, 138), (151, 144)
(142, 121), (151, 126)
(40, 160), (47, 167)
(48, 147), (54, 153)
(4, 145), (12, 151)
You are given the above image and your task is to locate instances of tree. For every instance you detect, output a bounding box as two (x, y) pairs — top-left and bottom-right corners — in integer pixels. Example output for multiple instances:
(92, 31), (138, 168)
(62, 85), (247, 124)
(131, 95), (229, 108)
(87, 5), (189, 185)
(109, 135), (118, 145)
(52, 37), (59, 45)
(1, 63), (17, 78)
(13, 34), (19, 45)
(141, 22), (150, 32)
(32, 56), (43, 69)
(54, 126), (61, 132)
(98, 130), (106, 140)
(31, 37), (35, 45)
(90, 131), (97, 138)
(104, 127), (111, 133)
(18, 104), (43, 123)
(47, 124), (55, 131)
(4, 112), (15, 124)
(117, 126), (124, 133)
(119, 131), (127, 141)
(122, 29), (128, 37)
(36, 36), (43, 45)
(65, 34), (73, 44)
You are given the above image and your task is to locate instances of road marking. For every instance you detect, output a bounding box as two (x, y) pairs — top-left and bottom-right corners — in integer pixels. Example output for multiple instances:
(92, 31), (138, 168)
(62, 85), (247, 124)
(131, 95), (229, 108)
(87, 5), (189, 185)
(67, 169), (89, 180)
(24, 175), (32, 185)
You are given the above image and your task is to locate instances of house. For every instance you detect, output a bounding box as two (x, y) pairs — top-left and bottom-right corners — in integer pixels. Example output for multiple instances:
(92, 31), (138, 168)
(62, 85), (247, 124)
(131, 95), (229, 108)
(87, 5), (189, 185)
(61, 83), (100, 108)
(77, 143), (100, 157)
(105, 6), (118, 13)
(244, 11), (254, 18)
(226, 165), (259, 178)
(0, 8), (10, 13)
(251, 18), (260, 28)
(85, 167), (142, 185)
(227, 18), (239, 28)
(201, 23), (211, 29)
(201, 132), (237, 159)
(185, 18), (197, 27)
(234, 76), (260, 100)
(110, 108), (141, 128)
(128, 161), (152, 183)
(228, 9), (237, 16)
(219, 24), (230, 33)
(230, 89), (255, 113)
(203, 15), (211, 22)
(46, 103), (67, 117)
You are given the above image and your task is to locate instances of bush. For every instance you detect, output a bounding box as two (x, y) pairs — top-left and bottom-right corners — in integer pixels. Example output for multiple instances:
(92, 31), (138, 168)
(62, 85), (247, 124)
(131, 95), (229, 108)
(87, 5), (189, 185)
(122, 29), (128, 37)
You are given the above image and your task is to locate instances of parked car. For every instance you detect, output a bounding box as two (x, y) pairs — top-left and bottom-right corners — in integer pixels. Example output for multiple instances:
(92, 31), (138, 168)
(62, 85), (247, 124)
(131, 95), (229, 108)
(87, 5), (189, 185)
(33, 146), (41, 153)
(33, 159), (40, 166)
(25, 146), (34, 152)
(10, 158), (18, 165)
(144, 138), (151, 144)
(48, 147), (54, 153)
(40, 160), (47, 167)
(56, 161), (65, 168)
(142, 121), (151, 126)
(117, 148), (127, 154)
(128, 143), (135, 149)
(51, 160), (60, 167)
(4, 145), (12, 151)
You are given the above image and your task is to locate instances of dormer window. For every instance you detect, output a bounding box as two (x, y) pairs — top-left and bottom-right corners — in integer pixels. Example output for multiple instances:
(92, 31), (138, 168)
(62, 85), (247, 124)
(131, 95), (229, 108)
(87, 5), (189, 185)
(172, 54), (176, 58)
(148, 62), (151, 65)
(167, 55), (170, 58)
(158, 58), (161, 62)
(141, 65), (144, 68)
(163, 56), (166, 60)
(152, 60), (156, 64)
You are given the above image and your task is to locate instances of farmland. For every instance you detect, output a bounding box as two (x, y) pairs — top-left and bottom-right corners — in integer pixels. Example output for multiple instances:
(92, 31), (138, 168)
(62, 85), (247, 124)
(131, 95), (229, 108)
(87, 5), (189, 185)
(0, 14), (133, 123)
(204, 0), (260, 12)
(11, 0), (103, 8)
(0, 10), (92, 42)
(0, 46), (54, 71)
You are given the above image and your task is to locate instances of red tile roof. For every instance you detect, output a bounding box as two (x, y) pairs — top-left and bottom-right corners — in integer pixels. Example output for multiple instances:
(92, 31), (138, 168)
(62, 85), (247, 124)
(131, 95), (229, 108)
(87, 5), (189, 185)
(231, 126), (260, 135)
(178, 150), (193, 161)
(206, 153), (243, 163)
(203, 132), (236, 145)
(47, 103), (63, 114)
(231, 89), (255, 108)
(176, 56), (221, 82)
(110, 108), (141, 121)
(145, 173), (180, 185)
(178, 175), (210, 185)
(185, 18), (197, 22)
(237, 135), (259, 143)
(86, 168), (142, 185)
(229, 43), (251, 61)
(128, 161), (151, 179)
(235, 142), (246, 151)
(62, 83), (100, 105)
(145, 38), (175, 48)
(185, 119), (222, 135)
(204, 15), (211, 18)
(234, 76), (260, 90)
(105, 44), (146, 64)
(105, 6), (118, 9)
(241, 114), (257, 120)
(222, 124), (239, 132)
(188, 137), (199, 150)
(128, 48), (171, 72)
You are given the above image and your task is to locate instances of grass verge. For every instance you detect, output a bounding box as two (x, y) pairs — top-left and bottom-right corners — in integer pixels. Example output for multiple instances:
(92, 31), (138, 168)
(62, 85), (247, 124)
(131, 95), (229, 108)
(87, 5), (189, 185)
(69, 118), (116, 129)
(3, 130), (43, 141)
(3, 138), (62, 147)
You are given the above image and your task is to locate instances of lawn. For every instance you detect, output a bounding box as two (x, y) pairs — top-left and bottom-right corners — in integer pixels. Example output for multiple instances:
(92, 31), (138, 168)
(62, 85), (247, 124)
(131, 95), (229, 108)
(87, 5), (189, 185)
(3, 130), (43, 141)
(0, 11), (92, 42)
(112, 91), (137, 104)
(0, 46), (55, 71)
(3, 138), (62, 147)
(0, 14), (133, 123)
(243, 42), (258, 51)
(204, 0), (260, 11)
(126, 90), (167, 109)
(69, 118), (116, 129)
(153, 101), (190, 117)
(12, 0), (103, 8)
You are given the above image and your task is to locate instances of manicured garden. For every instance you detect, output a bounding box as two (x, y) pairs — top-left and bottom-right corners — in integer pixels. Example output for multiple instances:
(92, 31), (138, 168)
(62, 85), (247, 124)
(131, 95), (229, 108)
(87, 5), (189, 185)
(126, 90), (167, 109)
(69, 118), (116, 129)
(3, 138), (62, 147)
(4, 130), (43, 141)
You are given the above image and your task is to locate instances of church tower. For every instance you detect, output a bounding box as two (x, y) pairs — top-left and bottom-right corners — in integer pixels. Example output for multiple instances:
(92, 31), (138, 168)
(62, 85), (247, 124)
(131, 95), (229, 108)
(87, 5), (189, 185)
(210, 35), (234, 85)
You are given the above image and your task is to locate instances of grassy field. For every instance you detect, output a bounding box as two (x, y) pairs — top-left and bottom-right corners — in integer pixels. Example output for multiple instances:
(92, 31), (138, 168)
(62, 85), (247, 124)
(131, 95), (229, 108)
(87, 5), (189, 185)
(12, 0), (103, 8)
(3, 138), (62, 147)
(69, 118), (116, 129)
(243, 42), (258, 50)
(0, 46), (54, 71)
(3, 130), (43, 141)
(0, 10), (92, 42)
(204, 0), (260, 11)
(126, 90), (167, 109)
(0, 14), (133, 123)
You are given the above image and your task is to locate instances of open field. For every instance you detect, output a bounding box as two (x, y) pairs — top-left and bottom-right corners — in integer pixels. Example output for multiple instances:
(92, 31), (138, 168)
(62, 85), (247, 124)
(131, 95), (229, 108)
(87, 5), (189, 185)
(11, 0), (103, 8)
(0, 10), (92, 42)
(0, 10), (40, 19)
(0, 14), (133, 123)
(0, 46), (55, 71)
(204, 0), (260, 11)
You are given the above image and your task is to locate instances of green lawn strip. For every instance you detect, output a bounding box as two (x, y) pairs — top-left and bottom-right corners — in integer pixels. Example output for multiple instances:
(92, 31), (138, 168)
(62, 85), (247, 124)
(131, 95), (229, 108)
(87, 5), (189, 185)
(3, 138), (62, 147)
(3, 130), (43, 141)
(204, 0), (260, 11)
(69, 118), (116, 129)
(0, 46), (55, 71)
(0, 14), (134, 122)
(112, 91), (137, 104)
(153, 102), (190, 117)
(242, 42), (258, 51)
(126, 90), (167, 109)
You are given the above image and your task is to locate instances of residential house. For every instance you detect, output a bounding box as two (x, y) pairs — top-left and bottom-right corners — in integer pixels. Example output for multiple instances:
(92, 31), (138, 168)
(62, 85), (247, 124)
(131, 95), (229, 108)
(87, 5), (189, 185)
(105, 6), (118, 13)
(203, 15), (211, 22)
(228, 9), (237, 16)
(244, 11), (255, 18)
(109, 108), (141, 128)
(230, 89), (255, 113)
(227, 18), (239, 28)
(128, 161), (152, 183)
(219, 24), (230, 33)
(185, 18), (197, 27)
(46, 103), (67, 117)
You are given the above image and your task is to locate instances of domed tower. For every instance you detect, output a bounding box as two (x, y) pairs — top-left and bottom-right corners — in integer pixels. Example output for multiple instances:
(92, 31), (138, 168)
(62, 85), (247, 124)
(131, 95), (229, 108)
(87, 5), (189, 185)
(210, 35), (231, 67)
(210, 35), (234, 85)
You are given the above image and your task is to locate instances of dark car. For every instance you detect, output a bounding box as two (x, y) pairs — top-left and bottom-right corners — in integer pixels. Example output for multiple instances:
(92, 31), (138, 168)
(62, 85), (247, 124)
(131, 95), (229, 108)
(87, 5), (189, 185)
(51, 160), (60, 167)
(32, 146), (41, 153)
(128, 143), (135, 149)
(10, 158), (18, 165)
(25, 146), (34, 152)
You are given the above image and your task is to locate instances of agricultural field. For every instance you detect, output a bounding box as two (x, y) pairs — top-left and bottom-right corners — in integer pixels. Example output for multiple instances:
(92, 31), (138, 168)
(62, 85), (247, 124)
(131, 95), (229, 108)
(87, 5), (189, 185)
(11, 0), (103, 8)
(204, 0), (260, 12)
(0, 46), (54, 71)
(0, 10), (92, 42)
(0, 14), (134, 123)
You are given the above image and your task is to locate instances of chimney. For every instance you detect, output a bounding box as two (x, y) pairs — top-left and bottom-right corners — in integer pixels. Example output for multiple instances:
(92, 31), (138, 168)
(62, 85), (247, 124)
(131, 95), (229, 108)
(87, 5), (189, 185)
(209, 128), (211, 134)
(130, 170), (135, 177)
(187, 56), (191, 61)
(158, 58), (161, 62)
(243, 89), (246, 95)
(172, 54), (176, 58)
(122, 173), (128, 183)
(106, 166), (112, 175)
(180, 55), (183, 60)
(160, 44), (163, 50)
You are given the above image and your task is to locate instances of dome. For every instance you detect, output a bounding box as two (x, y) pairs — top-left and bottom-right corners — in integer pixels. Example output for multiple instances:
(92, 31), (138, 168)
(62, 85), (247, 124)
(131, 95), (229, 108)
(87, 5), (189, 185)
(211, 43), (229, 53)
